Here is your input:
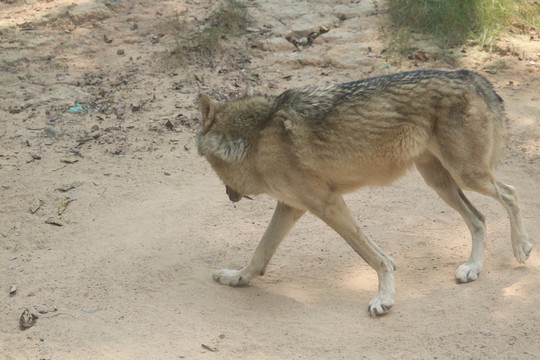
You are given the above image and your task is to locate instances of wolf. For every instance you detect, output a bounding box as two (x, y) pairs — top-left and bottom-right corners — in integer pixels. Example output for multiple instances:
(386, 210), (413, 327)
(196, 70), (532, 316)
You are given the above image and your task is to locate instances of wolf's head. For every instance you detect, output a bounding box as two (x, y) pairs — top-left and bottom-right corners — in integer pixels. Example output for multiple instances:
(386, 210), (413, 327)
(197, 87), (259, 163)
(197, 87), (272, 202)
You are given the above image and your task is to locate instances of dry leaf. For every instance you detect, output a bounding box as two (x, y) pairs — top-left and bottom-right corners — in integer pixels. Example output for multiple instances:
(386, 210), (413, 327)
(58, 197), (76, 215)
(413, 50), (429, 62)
(45, 217), (68, 226)
(19, 309), (38, 330)
(202, 334), (225, 352)
(61, 159), (79, 164)
(193, 73), (204, 83)
(30, 199), (43, 214)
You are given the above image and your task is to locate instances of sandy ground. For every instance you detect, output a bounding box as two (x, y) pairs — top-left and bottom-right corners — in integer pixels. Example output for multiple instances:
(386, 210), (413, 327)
(1, 1), (540, 359)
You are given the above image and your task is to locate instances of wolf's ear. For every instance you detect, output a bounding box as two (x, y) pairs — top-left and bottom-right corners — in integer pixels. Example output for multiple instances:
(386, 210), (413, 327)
(198, 94), (218, 134)
(239, 85), (254, 99)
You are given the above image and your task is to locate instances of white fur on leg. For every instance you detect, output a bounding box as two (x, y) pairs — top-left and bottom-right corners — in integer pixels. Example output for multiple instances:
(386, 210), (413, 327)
(495, 182), (533, 264)
(368, 270), (395, 317)
(455, 261), (482, 283)
(513, 238), (532, 264)
(213, 269), (252, 286)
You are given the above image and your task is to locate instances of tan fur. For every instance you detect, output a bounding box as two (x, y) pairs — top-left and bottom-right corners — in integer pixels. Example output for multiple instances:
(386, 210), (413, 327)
(196, 70), (532, 316)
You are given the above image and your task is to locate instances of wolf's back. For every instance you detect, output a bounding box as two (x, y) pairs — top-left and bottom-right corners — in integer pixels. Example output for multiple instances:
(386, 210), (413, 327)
(271, 70), (508, 168)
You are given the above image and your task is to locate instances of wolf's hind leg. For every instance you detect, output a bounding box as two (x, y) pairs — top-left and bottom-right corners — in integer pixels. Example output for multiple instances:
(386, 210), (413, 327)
(459, 176), (532, 263)
(213, 201), (305, 286)
(491, 181), (532, 262)
(415, 153), (487, 283)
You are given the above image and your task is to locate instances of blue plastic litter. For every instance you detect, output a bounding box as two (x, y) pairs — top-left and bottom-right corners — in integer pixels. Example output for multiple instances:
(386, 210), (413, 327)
(68, 103), (87, 114)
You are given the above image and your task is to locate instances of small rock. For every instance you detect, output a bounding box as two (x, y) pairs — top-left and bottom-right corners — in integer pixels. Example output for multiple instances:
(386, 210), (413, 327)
(44, 127), (63, 139)
(34, 305), (49, 314)
(57, 182), (82, 192)
(114, 103), (125, 116)
(288, 13), (339, 38)
(164, 170), (171, 176)
(68, 3), (113, 25)
(117, 49), (125, 56)
(179, 88), (196, 94)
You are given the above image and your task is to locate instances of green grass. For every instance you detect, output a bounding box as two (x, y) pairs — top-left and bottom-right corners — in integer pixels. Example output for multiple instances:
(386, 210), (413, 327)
(386, 0), (540, 50)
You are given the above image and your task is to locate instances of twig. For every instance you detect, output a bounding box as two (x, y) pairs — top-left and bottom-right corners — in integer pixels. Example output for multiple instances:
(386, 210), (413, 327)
(52, 165), (67, 172)
(45, 308), (104, 319)
(76, 136), (94, 148)
(273, 16), (287, 26)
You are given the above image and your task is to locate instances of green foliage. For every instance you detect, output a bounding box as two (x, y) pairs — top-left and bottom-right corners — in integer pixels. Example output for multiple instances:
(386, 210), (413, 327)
(386, 0), (540, 49)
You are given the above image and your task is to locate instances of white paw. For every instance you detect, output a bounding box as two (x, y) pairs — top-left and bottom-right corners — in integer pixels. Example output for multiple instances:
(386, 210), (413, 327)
(513, 239), (532, 264)
(213, 269), (250, 287)
(368, 294), (394, 317)
(455, 262), (481, 283)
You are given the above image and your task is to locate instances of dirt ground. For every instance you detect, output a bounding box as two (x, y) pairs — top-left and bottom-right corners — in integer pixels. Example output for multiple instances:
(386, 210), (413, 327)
(1, 1), (539, 359)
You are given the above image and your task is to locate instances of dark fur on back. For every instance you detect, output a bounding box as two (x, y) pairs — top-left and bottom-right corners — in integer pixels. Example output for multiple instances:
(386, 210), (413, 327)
(273, 70), (504, 124)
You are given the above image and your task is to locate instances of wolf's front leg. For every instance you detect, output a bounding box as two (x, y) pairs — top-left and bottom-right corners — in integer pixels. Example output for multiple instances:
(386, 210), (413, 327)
(213, 201), (306, 286)
(307, 193), (396, 316)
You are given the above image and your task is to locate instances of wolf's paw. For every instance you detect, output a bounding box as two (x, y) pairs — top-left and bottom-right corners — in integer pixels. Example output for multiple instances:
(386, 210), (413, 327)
(213, 269), (250, 287)
(368, 294), (394, 317)
(513, 239), (532, 264)
(455, 262), (481, 283)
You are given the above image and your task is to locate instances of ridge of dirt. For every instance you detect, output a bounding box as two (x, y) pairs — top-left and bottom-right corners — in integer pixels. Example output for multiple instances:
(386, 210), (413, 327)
(1, 1), (539, 359)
